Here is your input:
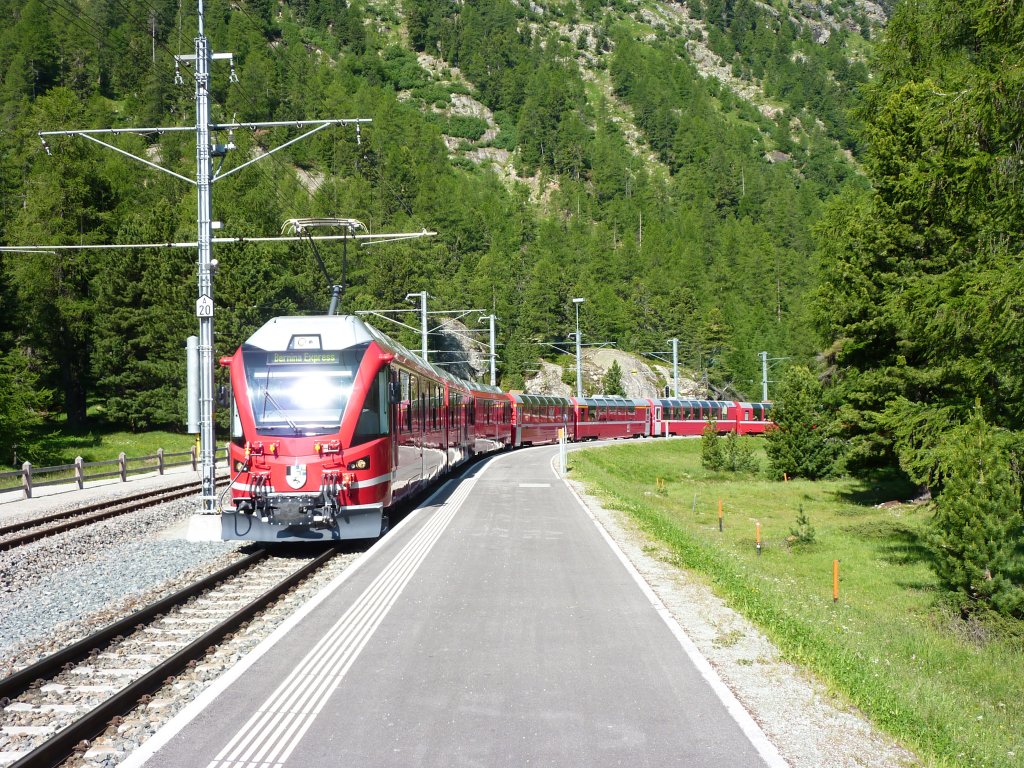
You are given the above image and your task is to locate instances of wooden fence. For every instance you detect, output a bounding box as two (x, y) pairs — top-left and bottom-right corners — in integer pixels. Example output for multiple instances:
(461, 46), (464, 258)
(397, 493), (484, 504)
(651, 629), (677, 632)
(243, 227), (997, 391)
(0, 445), (228, 500)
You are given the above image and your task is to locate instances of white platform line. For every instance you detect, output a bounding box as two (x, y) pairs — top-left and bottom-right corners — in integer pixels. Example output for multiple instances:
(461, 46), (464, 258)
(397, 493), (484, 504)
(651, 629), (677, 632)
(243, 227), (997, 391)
(206, 482), (472, 768)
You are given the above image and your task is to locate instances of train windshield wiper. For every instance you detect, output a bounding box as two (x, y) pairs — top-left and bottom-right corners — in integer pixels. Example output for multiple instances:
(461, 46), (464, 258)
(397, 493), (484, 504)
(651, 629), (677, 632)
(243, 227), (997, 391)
(260, 373), (301, 434)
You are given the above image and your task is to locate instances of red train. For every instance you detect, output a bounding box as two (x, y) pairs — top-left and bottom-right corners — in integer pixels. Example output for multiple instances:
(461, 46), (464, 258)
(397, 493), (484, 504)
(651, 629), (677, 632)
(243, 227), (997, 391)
(217, 315), (772, 542)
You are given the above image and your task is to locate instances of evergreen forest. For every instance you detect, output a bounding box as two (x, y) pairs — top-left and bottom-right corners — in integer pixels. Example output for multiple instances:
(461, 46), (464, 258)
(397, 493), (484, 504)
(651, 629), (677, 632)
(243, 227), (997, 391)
(1, 0), (1022, 616)
(0, 0), (865, 451)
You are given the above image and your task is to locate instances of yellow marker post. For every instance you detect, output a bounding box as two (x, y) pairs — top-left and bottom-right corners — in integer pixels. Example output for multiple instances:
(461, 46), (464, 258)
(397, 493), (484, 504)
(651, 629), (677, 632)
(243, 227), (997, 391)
(718, 499), (723, 532)
(833, 560), (840, 604)
(756, 521), (762, 557)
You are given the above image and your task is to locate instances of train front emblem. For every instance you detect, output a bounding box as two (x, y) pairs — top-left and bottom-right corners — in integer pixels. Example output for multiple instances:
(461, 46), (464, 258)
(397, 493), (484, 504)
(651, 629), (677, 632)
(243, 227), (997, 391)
(285, 463), (307, 489)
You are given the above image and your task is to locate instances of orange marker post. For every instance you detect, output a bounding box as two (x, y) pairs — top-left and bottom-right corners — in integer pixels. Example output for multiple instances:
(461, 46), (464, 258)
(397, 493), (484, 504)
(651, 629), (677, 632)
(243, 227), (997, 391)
(755, 521), (762, 557)
(833, 560), (840, 604)
(718, 499), (723, 532)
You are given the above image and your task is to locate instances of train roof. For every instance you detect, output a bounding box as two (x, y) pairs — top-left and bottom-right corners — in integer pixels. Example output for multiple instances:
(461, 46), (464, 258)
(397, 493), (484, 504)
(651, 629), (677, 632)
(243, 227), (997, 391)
(576, 396), (649, 407)
(244, 314), (377, 351)
(245, 315), (494, 392)
(510, 393), (572, 406)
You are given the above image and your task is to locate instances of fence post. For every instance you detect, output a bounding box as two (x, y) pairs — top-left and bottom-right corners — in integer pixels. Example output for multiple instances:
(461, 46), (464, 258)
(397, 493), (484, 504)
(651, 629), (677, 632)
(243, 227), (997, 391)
(21, 461), (32, 499)
(191, 443), (198, 471)
(157, 448), (165, 475)
(75, 456), (84, 489)
(119, 452), (127, 482)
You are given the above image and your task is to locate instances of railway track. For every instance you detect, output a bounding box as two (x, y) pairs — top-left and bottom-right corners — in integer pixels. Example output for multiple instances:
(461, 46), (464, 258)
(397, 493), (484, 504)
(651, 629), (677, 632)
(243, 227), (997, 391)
(0, 480), (224, 552)
(0, 547), (337, 768)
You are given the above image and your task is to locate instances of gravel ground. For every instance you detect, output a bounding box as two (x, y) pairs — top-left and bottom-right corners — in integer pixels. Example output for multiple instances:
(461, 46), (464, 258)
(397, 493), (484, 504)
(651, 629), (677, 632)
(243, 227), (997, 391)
(568, 478), (922, 768)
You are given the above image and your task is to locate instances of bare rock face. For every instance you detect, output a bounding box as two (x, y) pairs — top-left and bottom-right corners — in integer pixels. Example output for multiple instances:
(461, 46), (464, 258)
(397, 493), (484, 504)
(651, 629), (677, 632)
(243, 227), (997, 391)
(525, 361), (572, 397)
(429, 317), (705, 399)
(525, 348), (705, 399)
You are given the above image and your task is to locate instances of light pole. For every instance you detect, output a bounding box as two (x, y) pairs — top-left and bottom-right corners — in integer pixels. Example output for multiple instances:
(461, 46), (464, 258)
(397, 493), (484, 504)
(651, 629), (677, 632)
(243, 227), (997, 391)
(405, 291), (429, 362)
(671, 337), (679, 397)
(573, 297), (585, 398)
(479, 314), (497, 386)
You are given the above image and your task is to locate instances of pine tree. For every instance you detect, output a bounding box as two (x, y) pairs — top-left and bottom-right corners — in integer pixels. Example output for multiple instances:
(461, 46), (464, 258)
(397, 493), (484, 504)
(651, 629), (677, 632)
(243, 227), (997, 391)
(928, 410), (1024, 617)
(764, 366), (838, 480)
(602, 360), (625, 396)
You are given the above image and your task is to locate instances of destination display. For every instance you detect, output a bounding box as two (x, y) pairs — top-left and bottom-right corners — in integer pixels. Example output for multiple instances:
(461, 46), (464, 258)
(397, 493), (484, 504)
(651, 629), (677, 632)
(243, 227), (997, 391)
(269, 351), (341, 366)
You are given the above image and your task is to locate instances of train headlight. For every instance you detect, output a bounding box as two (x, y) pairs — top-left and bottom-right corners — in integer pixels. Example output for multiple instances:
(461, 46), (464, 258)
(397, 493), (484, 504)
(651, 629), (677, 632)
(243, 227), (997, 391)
(234, 460), (246, 472)
(347, 456), (370, 471)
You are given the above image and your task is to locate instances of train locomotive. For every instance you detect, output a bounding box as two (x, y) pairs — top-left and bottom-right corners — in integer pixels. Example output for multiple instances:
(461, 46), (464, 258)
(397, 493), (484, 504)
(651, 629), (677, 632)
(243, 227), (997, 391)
(217, 314), (772, 543)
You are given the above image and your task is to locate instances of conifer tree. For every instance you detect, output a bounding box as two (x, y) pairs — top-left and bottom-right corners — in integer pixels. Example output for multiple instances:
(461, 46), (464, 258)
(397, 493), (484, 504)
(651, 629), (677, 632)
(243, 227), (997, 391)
(701, 420), (724, 471)
(928, 410), (1024, 618)
(764, 366), (838, 480)
(602, 360), (625, 396)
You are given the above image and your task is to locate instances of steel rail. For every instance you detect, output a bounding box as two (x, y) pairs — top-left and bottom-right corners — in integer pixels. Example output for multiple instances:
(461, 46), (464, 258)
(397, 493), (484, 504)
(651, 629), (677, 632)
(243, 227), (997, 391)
(0, 481), (225, 551)
(7, 547), (336, 768)
(0, 550), (268, 701)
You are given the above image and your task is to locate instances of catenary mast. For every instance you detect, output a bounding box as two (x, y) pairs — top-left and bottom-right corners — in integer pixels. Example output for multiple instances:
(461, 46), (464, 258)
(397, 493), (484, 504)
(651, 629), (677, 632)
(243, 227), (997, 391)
(26, 2), (446, 511)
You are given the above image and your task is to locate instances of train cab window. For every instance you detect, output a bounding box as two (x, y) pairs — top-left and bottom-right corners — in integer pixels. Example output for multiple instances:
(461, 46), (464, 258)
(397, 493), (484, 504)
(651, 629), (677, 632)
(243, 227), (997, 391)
(231, 398), (244, 447)
(352, 370), (389, 446)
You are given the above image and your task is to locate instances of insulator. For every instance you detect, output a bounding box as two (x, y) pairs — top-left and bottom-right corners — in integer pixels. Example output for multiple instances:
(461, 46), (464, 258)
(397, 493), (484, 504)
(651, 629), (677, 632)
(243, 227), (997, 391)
(229, 64), (239, 84)
(173, 63), (184, 86)
(355, 124), (361, 146)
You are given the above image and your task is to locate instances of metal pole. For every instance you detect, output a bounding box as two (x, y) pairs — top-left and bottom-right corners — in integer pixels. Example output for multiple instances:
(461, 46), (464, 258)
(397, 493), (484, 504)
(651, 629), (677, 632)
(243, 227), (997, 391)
(573, 297), (585, 398)
(186, 336), (199, 433)
(671, 338), (679, 397)
(575, 307), (582, 398)
(485, 314), (496, 386)
(195, 2), (216, 510)
(420, 292), (428, 362)
(760, 351), (769, 401)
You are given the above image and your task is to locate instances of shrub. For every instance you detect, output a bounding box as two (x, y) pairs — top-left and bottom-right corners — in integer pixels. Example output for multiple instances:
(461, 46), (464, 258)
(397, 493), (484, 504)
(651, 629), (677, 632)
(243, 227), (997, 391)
(445, 115), (489, 141)
(723, 430), (759, 473)
(788, 505), (816, 546)
(702, 420), (724, 471)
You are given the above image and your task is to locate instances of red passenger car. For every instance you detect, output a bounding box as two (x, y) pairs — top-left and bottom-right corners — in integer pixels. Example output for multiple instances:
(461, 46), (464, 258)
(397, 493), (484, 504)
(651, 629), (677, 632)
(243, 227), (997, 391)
(573, 396), (650, 440)
(509, 394), (574, 447)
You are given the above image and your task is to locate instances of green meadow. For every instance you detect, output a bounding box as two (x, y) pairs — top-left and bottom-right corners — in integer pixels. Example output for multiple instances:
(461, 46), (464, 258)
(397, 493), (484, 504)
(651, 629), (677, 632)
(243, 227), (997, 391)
(571, 439), (1023, 768)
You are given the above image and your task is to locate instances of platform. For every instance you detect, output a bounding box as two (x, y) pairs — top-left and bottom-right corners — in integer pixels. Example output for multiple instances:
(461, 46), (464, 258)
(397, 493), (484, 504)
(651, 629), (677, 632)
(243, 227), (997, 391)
(126, 444), (785, 767)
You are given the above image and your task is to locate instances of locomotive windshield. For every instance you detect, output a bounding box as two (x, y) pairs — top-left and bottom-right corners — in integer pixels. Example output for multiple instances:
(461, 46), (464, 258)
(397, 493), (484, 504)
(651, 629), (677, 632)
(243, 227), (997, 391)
(242, 343), (369, 436)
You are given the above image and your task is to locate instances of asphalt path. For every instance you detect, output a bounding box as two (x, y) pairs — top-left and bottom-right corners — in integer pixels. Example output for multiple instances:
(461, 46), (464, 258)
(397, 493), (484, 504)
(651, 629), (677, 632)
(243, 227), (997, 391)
(130, 444), (783, 768)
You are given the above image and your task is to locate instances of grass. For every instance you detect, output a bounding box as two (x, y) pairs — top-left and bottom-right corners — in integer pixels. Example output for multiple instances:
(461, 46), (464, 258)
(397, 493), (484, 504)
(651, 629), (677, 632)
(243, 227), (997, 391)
(1, 420), (197, 488)
(570, 439), (1024, 768)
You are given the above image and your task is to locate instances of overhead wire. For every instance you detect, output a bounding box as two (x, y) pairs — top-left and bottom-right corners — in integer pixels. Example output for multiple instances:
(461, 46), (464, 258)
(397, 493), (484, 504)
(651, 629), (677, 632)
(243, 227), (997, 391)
(33, 0), (429, 293)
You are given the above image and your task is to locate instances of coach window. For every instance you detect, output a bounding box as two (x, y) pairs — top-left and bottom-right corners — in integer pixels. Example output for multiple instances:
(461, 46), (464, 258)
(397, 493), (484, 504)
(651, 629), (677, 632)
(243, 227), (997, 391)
(409, 375), (419, 431)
